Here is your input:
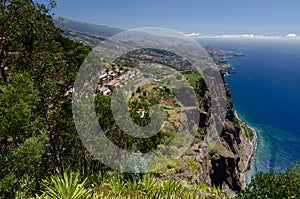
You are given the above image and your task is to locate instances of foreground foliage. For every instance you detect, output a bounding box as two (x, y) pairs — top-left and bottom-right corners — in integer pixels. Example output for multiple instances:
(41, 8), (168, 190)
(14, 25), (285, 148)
(35, 170), (228, 199)
(238, 164), (300, 198)
(14, 165), (300, 198)
(39, 170), (89, 199)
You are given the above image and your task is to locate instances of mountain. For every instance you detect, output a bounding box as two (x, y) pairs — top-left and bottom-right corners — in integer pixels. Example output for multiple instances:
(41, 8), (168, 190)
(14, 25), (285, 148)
(53, 16), (124, 45)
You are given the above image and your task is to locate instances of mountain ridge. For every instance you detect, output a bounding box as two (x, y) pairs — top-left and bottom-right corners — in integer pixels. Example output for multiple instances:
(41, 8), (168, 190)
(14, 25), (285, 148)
(53, 16), (124, 43)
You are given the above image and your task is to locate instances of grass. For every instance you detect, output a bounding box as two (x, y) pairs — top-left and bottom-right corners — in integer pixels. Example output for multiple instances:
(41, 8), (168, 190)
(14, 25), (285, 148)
(244, 126), (254, 141)
(181, 158), (202, 172)
(240, 122), (254, 141)
(181, 70), (202, 87)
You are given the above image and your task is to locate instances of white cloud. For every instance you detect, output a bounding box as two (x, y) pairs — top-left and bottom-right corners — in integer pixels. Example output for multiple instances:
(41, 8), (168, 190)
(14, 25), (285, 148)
(286, 33), (297, 38)
(184, 33), (300, 40)
(185, 32), (200, 37)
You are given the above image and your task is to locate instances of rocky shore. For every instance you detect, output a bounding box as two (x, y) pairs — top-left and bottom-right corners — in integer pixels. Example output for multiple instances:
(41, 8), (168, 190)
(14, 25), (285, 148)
(234, 111), (258, 186)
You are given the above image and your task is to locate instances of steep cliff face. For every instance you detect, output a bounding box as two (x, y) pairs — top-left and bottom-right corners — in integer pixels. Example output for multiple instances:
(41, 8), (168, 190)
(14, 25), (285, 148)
(194, 77), (254, 193)
(209, 79), (243, 192)
(193, 48), (255, 193)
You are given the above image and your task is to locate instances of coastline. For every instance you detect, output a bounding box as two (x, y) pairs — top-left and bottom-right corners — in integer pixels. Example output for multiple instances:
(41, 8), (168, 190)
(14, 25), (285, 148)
(218, 47), (258, 184)
(234, 111), (259, 185)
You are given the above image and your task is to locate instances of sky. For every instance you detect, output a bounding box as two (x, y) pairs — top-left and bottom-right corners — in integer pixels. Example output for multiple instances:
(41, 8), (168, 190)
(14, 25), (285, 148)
(51, 0), (300, 37)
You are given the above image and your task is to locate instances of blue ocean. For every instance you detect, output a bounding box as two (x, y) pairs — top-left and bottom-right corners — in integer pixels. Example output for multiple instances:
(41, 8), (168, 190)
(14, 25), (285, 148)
(197, 39), (300, 178)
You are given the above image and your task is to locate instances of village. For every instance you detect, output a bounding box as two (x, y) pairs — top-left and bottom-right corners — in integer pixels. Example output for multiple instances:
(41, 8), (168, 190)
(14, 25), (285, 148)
(97, 65), (124, 96)
(96, 63), (146, 96)
(96, 49), (182, 96)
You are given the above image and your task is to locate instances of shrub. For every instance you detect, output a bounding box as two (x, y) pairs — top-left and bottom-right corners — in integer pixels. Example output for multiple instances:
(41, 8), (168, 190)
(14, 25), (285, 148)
(238, 164), (300, 198)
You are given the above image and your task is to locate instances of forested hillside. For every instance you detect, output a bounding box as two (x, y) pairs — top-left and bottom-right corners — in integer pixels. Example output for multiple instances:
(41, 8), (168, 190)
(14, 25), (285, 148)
(0, 1), (95, 197)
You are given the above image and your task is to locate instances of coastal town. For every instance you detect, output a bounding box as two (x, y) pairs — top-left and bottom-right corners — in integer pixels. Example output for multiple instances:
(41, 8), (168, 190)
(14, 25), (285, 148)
(95, 46), (243, 96)
(204, 46), (243, 76)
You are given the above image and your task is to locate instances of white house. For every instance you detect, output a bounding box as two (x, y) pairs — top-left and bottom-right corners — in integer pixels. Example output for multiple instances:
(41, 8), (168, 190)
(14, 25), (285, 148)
(99, 86), (111, 96)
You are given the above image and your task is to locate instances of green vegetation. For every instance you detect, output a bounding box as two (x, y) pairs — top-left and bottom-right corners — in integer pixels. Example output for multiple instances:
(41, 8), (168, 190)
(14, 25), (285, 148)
(40, 170), (90, 199)
(209, 147), (221, 161)
(238, 164), (300, 198)
(244, 126), (254, 141)
(128, 83), (178, 129)
(240, 122), (254, 141)
(0, 1), (91, 198)
(34, 170), (228, 199)
(182, 70), (202, 87)
(184, 158), (202, 172)
(95, 89), (175, 153)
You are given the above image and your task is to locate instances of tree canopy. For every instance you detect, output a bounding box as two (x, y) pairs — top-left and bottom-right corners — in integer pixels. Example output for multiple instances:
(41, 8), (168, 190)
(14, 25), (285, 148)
(0, 1), (93, 197)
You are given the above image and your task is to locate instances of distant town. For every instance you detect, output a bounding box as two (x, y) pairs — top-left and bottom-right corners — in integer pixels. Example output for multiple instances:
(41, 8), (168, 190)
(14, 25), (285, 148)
(94, 46), (243, 96)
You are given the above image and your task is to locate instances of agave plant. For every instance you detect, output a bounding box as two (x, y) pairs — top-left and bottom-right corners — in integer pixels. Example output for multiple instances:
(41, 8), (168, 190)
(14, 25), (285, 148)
(41, 169), (90, 199)
(139, 175), (157, 195)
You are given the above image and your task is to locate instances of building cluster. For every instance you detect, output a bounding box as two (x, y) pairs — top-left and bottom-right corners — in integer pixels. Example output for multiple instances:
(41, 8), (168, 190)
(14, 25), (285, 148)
(97, 67), (125, 95)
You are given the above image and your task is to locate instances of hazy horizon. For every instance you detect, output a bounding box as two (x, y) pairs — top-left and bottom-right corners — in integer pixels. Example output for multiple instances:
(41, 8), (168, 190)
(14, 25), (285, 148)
(49, 0), (300, 37)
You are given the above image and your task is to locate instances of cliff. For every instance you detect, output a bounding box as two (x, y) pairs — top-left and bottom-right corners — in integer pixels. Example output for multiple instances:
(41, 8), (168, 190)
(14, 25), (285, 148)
(158, 75), (256, 195)
(208, 78), (256, 192)
(156, 49), (256, 196)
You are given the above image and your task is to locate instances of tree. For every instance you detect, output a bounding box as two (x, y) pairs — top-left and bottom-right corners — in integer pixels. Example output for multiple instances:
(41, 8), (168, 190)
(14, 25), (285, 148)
(0, 73), (47, 198)
(0, 1), (94, 197)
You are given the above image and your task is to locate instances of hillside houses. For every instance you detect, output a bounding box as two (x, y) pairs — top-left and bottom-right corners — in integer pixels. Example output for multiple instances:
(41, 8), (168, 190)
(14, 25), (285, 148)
(98, 86), (111, 95)
(98, 66), (126, 95)
(106, 79), (120, 89)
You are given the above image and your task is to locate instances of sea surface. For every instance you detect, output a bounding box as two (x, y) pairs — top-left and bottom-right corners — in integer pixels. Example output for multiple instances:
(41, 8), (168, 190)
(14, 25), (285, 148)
(197, 39), (300, 180)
